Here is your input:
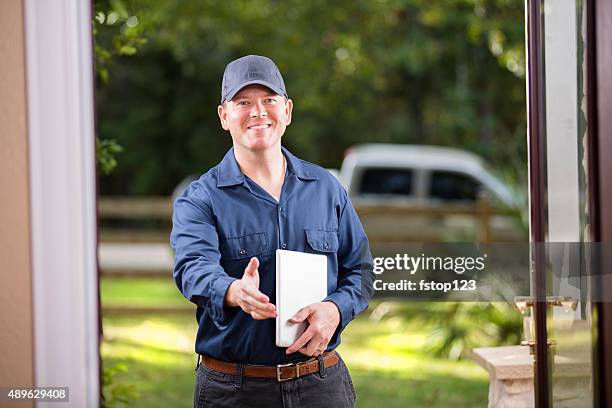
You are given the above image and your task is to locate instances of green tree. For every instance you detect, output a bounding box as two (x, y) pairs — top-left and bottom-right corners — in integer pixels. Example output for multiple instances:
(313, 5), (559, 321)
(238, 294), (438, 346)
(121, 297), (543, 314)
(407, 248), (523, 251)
(94, 0), (147, 175)
(97, 0), (526, 195)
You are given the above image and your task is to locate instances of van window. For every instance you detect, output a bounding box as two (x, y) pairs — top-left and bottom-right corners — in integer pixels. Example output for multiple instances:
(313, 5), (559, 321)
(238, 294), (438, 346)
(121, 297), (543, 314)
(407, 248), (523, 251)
(359, 168), (413, 196)
(429, 171), (479, 202)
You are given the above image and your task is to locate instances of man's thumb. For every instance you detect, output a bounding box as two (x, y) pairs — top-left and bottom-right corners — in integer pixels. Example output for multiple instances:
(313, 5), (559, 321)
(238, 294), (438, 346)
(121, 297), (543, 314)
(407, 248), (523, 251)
(244, 257), (260, 276)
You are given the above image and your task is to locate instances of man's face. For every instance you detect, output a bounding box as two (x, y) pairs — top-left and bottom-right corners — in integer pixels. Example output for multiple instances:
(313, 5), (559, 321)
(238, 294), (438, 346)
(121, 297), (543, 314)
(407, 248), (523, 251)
(217, 85), (293, 153)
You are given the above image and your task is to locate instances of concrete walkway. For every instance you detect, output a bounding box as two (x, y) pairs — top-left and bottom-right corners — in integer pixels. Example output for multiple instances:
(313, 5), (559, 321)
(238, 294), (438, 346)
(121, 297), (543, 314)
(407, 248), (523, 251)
(99, 243), (174, 274)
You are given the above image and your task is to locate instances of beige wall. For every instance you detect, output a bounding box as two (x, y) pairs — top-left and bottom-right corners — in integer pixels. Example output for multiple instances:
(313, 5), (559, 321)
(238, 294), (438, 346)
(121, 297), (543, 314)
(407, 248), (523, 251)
(0, 0), (35, 402)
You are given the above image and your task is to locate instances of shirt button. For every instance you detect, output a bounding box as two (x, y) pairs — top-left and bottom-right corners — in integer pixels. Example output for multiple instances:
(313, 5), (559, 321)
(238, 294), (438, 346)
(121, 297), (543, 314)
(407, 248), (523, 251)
(279, 207), (283, 212)
(239, 248), (246, 255)
(281, 243), (287, 249)
(324, 242), (329, 249)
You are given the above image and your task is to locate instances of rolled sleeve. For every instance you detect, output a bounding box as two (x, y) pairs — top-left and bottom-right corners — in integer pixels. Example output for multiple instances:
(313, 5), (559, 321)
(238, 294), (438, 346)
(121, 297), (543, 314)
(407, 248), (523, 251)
(170, 185), (237, 330)
(324, 189), (374, 334)
(208, 274), (237, 325)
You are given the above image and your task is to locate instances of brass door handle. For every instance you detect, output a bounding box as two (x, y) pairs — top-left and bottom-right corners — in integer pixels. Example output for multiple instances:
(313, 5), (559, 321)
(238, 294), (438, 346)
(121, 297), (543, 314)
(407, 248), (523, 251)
(513, 296), (578, 313)
(514, 295), (575, 355)
(520, 340), (557, 355)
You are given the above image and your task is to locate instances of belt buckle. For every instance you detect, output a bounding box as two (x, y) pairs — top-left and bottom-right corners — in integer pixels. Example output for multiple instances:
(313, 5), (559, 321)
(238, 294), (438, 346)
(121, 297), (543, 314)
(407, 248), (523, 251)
(276, 362), (301, 382)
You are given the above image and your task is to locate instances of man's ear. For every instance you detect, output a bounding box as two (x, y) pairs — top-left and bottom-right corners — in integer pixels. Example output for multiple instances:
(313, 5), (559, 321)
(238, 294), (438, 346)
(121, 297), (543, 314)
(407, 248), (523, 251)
(285, 98), (294, 126)
(218, 104), (229, 130)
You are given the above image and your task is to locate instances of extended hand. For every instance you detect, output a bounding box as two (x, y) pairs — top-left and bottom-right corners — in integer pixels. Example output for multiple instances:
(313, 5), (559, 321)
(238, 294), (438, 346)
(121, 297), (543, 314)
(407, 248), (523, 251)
(285, 302), (340, 356)
(224, 257), (277, 320)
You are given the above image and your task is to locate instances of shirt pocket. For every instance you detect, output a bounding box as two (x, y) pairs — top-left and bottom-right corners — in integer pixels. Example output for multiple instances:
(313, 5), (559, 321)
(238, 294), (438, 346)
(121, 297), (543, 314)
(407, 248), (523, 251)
(305, 229), (339, 253)
(219, 232), (268, 260)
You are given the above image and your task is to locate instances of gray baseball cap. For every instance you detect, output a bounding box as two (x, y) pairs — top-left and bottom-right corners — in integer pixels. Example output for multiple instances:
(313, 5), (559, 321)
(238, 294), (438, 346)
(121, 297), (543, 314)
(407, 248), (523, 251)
(220, 55), (288, 104)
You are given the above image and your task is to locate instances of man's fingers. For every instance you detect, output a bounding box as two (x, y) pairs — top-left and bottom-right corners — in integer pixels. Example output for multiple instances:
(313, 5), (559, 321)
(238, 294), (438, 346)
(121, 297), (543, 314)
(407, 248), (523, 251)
(250, 311), (271, 320)
(289, 306), (311, 323)
(245, 306), (276, 319)
(242, 284), (269, 303)
(303, 337), (324, 356)
(241, 295), (276, 314)
(295, 334), (325, 356)
(239, 288), (276, 317)
(240, 293), (265, 309)
(240, 287), (275, 311)
(285, 325), (315, 354)
(297, 343), (326, 356)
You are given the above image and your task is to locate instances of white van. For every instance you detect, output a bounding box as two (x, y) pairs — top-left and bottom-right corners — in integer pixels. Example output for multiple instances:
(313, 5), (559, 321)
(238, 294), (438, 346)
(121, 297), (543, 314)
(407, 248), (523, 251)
(339, 144), (517, 207)
(337, 144), (524, 243)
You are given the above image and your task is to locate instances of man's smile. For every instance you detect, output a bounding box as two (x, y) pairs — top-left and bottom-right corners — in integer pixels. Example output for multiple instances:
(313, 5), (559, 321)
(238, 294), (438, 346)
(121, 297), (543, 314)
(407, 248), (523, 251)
(247, 124), (271, 130)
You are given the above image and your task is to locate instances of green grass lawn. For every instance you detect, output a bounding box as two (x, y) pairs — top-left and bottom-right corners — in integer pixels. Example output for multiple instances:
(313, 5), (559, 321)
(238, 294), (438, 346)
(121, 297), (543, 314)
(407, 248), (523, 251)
(101, 277), (489, 407)
(100, 276), (189, 308)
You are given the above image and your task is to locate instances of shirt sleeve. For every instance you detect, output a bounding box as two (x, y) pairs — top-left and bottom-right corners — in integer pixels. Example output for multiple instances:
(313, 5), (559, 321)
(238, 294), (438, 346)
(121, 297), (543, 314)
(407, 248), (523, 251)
(324, 188), (374, 337)
(170, 184), (238, 330)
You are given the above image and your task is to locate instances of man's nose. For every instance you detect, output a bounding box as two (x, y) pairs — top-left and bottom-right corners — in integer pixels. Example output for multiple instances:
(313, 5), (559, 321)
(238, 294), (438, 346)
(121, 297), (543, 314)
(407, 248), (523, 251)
(249, 101), (268, 118)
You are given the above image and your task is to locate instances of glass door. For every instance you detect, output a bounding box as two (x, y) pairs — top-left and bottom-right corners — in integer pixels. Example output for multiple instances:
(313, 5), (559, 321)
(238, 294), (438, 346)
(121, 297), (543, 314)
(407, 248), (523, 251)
(527, 0), (596, 405)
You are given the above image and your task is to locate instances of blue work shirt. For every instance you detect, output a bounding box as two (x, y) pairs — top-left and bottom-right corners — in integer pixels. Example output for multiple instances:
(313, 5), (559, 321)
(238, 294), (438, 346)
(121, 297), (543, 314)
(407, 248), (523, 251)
(170, 146), (373, 365)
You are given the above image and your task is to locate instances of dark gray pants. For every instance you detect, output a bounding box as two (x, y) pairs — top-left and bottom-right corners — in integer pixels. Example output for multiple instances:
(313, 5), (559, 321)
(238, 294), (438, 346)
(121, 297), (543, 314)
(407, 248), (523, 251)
(193, 355), (356, 408)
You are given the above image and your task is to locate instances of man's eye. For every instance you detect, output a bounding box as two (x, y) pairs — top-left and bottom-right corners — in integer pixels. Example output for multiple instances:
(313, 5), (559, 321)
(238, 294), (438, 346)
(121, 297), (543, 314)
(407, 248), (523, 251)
(237, 101), (249, 106)
(265, 98), (277, 103)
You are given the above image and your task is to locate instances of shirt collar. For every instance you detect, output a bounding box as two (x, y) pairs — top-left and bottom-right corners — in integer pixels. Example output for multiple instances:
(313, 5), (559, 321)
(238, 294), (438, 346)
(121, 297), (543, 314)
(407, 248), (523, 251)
(281, 146), (319, 181)
(217, 146), (318, 188)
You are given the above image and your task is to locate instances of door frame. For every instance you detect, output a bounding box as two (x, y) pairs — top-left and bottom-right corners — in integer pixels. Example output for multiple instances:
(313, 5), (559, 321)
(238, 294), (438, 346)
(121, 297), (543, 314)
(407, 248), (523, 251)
(525, 0), (550, 405)
(527, 0), (612, 406)
(592, 0), (612, 406)
(24, 0), (100, 405)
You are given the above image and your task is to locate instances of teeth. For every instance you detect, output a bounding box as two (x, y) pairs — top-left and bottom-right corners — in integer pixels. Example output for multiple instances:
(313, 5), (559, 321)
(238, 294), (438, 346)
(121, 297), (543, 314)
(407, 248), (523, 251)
(248, 124), (270, 129)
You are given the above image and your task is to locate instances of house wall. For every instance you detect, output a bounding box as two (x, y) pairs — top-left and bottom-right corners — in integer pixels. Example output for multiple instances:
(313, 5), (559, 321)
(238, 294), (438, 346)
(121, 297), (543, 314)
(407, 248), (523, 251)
(0, 1), (35, 407)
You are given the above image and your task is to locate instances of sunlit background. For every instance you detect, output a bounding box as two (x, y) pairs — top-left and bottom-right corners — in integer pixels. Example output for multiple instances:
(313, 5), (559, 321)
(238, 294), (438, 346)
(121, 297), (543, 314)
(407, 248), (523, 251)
(95, 0), (527, 406)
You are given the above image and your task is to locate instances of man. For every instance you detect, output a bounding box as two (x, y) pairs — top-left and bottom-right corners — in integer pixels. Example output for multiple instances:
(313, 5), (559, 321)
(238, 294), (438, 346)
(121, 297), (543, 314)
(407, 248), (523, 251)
(171, 55), (373, 408)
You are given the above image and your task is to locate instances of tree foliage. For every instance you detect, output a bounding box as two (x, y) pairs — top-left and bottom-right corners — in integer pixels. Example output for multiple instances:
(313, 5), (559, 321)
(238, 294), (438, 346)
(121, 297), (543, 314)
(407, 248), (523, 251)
(94, 0), (148, 176)
(96, 0), (526, 195)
